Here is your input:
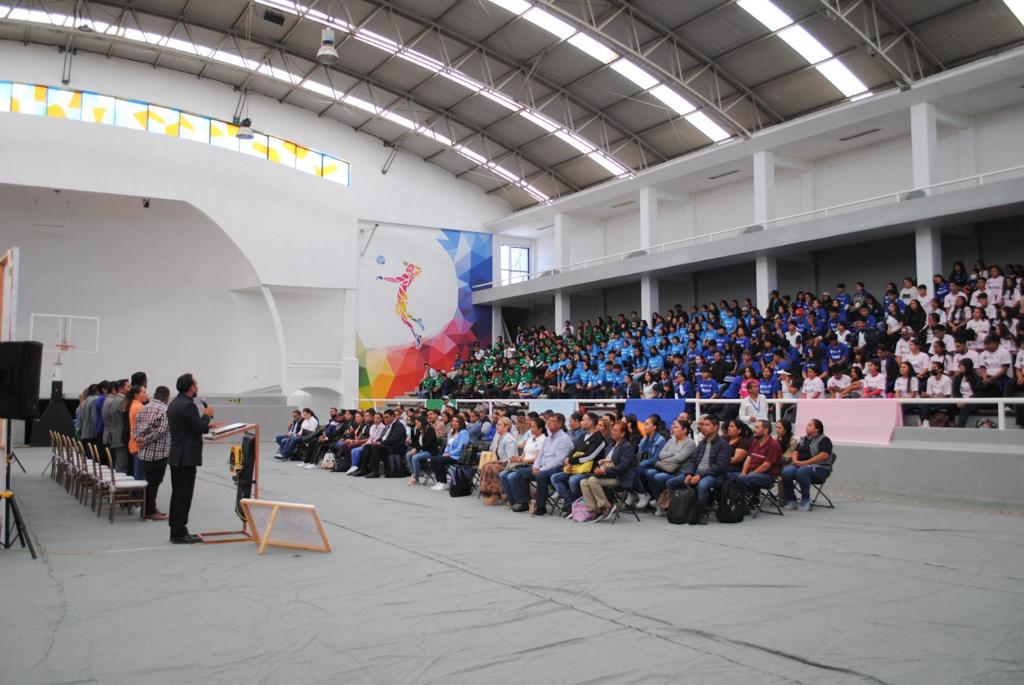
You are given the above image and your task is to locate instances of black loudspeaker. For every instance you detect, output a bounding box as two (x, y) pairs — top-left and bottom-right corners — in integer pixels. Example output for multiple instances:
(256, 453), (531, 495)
(0, 341), (43, 420)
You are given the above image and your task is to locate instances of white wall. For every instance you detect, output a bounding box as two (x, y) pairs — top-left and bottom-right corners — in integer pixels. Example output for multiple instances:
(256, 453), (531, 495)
(0, 185), (280, 394)
(0, 41), (512, 400)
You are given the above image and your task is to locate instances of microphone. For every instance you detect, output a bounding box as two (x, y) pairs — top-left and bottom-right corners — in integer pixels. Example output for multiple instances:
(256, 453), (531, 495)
(200, 399), (209, 409)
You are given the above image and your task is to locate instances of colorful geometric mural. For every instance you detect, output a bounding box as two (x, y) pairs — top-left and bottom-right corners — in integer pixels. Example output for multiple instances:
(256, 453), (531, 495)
(359, 228), (492, 399)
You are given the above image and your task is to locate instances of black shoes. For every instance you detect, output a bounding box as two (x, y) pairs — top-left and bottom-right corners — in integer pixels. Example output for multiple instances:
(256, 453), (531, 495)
(511, 503), (528, 512)
(364, 473), (379, 479)
(531, 507), (547, 517)
(170, 534), (203, 544)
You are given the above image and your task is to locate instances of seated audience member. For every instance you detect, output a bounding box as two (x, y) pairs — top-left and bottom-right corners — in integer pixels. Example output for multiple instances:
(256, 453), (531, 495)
(978, 334), (1013, 399)
(407, 414), (440, 485)
(826, 365), (852, 398)
(738, 381), (768, 425)
(499, 416), (547, 503)
(735, 420), (782, 496)
(920, 361), (953, 425)
(346, 412), (384, 474)
(774, 419), (796, 465)
(504, 413), (572, 514)
(552, 412), (607, 516)
(632, 415), (668, 506)
(429, 416), (470, 491)
(354, 409), (405, 477)
(780, 419), (835, 511)
(724, 419), (752, 472)
(479, 417), (518, 504)
(273, 410), (302, 459)
(952, 358), (983, 427)
(666, 415), (731, 525)
(861, 360), (887, 397)
(281, 408), (320, 461)
(577, 420), (636, 521)
(647, 419), (696, 516)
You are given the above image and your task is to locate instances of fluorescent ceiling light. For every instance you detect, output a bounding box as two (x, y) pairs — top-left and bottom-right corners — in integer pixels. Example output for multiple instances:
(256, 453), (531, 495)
(399, 49), (444, 73)
(588, 152), (629, 176)
(439, 69), (484, 92)
(343, 95), (380, 115)
(649, 84), (696, 116)
(737, 0), (792, 31)
(816, 58), (869, 97)
(849, 91), (874, 102)
(610, 58), (658, 90)
(487, 0), (530, 15)
(567, 33), (618, 63)
(302, 81), (340, 99)
(479, 88), (521, 112)
(1002, 0), (1024, 24)
(455, 146), (487, 165)
(555, 130), (594, 154)
(684, 111), (731, 142)
(519, 110), (560, 133)
(778, 25), (831, 64)
(383, 111), (416, 129)
(522, 7), (575, 39)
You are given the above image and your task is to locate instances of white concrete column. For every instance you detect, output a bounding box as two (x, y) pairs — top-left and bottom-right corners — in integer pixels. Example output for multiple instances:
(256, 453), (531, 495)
(755, 254), (777, 314)
(554, 292), (571, 330)
(915, 226), (941, 296)
(641, 276), (659, 322)
(491, 305), (504, 344)
(341, 287), (359, 406)
(958, 119), (976, 178)
(639, 187), (660, 321)
(553, 213), (571, 270)
(753, 150), (776, 225)
(911, 102), (941, 294)
(911, 102), (938, 189)
(639, 187), (658, 249)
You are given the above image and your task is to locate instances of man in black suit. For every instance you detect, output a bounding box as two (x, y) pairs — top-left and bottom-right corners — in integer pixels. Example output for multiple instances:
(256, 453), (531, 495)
(166, 373), (218, 544)
(355, 409), (407, 478)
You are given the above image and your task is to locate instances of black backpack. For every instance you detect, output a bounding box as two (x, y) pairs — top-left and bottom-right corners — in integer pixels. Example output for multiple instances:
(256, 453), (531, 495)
(458, 444), (480, 467)
(667, 488), (697, 525)
(448, 466), (474, 497)
(331, 450), (351, 473)
(715, 478), (746, 524)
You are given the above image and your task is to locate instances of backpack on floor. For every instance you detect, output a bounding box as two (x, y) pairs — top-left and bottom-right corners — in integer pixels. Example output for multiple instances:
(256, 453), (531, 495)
(386, 451), (406, 478)
(667, 488), (697, 525)
(570, 497), (596, 522)
(331, 451), (351, 473)
(448, 466), (474, 497)
(321, 452), (335, 470)
(715, 478), (746, 524)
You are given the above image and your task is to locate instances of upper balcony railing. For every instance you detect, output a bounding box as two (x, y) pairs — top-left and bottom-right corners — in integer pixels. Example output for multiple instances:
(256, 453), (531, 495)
(475, 163), (1024, 291)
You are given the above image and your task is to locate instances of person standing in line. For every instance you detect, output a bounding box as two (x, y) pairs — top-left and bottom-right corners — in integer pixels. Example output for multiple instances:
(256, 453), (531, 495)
(134, 385), (171, 521)
(129, 371), (149, 479)
(166, 373), (219, 544)
(79, 384), (99, 453)
(103, 379), (130, 473)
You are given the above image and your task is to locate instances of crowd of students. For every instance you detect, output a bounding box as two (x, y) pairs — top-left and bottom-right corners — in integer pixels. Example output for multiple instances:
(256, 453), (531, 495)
(418, 260), (1023, 428)
(275, 403), (835, 524)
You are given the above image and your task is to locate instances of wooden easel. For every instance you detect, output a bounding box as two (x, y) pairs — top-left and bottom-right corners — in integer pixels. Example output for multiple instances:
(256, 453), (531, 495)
(240, 498), (332, 554)
(198, 423), (260, 544)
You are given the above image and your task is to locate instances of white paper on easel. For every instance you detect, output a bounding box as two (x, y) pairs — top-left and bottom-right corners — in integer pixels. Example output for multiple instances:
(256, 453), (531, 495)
(241, 499), (331, 553)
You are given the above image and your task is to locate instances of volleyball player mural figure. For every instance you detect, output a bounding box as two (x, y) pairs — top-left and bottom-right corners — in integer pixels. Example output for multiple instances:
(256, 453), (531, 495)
(377, 261), (426, 348)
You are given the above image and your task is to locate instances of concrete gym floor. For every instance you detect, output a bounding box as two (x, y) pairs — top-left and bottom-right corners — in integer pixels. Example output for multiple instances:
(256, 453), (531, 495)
(2, 444), (1023, 684)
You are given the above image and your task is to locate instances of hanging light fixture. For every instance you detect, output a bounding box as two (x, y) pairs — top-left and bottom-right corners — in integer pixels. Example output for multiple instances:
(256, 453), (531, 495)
(317, 27), (339, 64)
(236, 117), (254, 140)
(235, 1), (255, 140)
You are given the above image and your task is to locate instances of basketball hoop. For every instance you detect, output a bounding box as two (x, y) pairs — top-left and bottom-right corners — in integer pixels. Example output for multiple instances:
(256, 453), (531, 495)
(54, 343), (75, 353)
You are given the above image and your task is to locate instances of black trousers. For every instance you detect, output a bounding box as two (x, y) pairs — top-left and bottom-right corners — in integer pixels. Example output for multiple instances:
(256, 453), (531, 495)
(360, 444), (387, 475)
(143, 458), (167, 517)
(168, 465), (197, 539)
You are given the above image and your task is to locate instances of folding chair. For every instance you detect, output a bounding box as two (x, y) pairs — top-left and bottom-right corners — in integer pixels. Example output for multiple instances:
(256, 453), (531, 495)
(98, 447), (148, 523)
(810, 480), (834, 509)
(747, 479), (783, 518)
(603, 487), (641, 523)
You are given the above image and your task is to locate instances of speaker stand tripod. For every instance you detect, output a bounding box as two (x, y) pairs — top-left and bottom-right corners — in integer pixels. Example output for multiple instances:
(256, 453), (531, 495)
(3, 420), (37, 559)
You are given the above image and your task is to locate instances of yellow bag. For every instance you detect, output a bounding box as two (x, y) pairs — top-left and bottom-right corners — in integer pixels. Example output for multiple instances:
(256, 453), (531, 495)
(563, 451), (594, 475)
(478, 451), (498, 469)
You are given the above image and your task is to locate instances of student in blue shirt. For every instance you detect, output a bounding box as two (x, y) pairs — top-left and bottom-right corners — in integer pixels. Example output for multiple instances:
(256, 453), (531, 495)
(835, 283), (852, 311)
(647, 348), (664, 372)
(825, 337), (849, 367)
(696, 367), (719, 400)
(758, 366), (780, 398)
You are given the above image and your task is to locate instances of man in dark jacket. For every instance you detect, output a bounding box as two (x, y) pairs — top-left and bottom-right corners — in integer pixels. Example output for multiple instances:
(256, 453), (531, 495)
(166, 373), (217, 544)
(681, 414), (732, 524)
(357, 409), (407, 478)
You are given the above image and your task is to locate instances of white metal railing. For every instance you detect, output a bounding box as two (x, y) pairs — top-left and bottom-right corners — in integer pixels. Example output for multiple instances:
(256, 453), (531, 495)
(474, 162), (1024, 291)
(356, 397), (1023, 430)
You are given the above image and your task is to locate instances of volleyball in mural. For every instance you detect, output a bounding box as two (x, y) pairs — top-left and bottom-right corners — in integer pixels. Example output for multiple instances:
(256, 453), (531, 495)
(358, 227), (492, 399)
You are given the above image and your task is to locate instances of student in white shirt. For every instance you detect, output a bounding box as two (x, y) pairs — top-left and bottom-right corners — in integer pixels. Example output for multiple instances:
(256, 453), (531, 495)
(966, 308), (990, 351)
(905, 339), (931, 380)
(826, 365), (852, 398)
(952, 339), (980, 372)
(800, 367), (825, 399)
(893, 362), (919, 398)
(919, 361), (953, 426)
(861, 360), (887, 397)
(978, 334), (1013, 399)
(898, 277), (917, 305)
(894, 328), (914, 361)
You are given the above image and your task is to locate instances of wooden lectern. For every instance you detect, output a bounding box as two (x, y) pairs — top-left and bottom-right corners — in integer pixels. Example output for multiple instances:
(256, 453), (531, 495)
(198, 422), (261, 544)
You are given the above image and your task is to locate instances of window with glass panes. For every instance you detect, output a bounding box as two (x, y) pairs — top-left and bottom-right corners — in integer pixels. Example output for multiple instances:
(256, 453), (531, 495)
(500, 245), (530, 285)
